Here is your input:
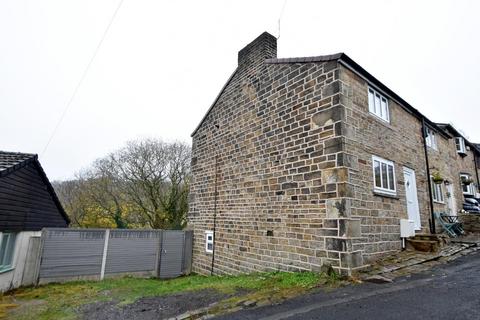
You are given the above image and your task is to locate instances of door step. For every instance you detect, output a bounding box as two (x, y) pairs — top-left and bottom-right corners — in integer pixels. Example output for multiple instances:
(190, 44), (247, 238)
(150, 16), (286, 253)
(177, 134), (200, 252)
(405, 234), (449, 253)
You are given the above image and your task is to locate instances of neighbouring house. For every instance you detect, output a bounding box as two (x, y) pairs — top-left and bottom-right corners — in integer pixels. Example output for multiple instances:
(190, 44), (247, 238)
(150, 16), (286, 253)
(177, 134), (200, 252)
(188, 32), (480, 275)
(435, 124), (480, 202)
(0, 151), (69, 292)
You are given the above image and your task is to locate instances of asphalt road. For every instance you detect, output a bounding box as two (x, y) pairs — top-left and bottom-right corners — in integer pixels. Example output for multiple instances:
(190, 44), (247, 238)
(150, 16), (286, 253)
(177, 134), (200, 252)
(215, 251), (480, 320)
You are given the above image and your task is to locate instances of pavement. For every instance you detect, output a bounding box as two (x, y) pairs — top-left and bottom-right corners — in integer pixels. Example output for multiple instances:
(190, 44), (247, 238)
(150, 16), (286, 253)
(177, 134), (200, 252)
(213, 250), (480, 320)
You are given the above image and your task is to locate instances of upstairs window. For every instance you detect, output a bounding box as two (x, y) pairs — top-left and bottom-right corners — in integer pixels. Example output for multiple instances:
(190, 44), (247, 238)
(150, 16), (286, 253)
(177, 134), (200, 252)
(0, 233), (17, 272)
(425, 128), (437, 150)
(431, 177), (444, 203)
(455, 137), (466, 154)
(372, 156), (396, 195)
(368, 87), (390, 122)
(205, 231), (214, 253)
(460, 174), (475, 195)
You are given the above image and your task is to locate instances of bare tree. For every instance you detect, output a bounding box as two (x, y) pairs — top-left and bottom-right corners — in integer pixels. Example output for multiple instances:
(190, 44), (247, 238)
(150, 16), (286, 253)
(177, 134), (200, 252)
(53, 179), (89, 227)
(110, 139), (191, 229)
(79, 158), (131, 229)
(54, 139), (191, 229)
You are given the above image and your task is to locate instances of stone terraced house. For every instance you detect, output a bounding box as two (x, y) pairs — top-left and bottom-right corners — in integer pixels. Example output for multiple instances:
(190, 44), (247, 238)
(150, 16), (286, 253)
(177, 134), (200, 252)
(188, 32), (480, 275)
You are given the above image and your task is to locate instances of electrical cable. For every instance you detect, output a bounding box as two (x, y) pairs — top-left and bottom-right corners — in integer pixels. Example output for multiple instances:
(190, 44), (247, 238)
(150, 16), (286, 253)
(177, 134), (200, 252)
(41, 0), (125, 157)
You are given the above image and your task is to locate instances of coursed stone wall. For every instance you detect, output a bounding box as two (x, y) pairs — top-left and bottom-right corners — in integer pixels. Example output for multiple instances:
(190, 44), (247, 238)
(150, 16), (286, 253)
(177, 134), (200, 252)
(459, 213), (480, 233)
(188, 32), (480, 275)
(188, 33), (362, 276)
(338, 65), (432, 263)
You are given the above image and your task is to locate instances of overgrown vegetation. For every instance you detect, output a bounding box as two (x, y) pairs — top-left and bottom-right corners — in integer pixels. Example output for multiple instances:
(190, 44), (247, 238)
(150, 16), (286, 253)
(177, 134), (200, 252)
(1, 271), (342, 320)
(53, 139), (191, 230)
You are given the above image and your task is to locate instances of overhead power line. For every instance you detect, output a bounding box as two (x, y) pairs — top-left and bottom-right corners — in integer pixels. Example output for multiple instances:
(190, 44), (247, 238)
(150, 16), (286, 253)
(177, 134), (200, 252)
(277, 0), (288, 39)
(41, 0), (125, 157)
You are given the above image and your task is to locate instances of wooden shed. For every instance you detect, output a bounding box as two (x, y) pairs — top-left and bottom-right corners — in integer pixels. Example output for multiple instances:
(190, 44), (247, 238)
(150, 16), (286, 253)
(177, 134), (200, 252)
(0, 151), (69, 290)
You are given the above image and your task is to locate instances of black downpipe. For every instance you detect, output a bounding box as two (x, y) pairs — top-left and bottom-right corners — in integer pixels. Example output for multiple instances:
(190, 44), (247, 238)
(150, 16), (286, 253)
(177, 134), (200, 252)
(210, 154), (218, 276)
(422, 118), (436, 234)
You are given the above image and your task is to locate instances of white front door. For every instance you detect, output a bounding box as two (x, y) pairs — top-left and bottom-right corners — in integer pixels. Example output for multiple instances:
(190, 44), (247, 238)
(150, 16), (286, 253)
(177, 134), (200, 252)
(403, 167), (421, 230)
(446, 184), (457, 215)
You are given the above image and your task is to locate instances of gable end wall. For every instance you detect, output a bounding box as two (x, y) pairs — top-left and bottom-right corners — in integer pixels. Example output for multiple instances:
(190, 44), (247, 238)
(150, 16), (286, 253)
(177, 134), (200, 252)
(188, 53), (367, 275)
(0, 163), (68, 232)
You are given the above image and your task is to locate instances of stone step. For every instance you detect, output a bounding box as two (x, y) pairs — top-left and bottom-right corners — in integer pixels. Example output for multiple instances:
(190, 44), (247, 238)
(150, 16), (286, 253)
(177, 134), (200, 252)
(410, 234), (449, 244)
(411, 233), (440, 240)
(405, 239), (442, 253)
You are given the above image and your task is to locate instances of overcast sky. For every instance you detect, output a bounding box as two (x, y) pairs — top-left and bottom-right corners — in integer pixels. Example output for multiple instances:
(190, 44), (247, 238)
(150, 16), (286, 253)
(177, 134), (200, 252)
(1, 0), (479, 180)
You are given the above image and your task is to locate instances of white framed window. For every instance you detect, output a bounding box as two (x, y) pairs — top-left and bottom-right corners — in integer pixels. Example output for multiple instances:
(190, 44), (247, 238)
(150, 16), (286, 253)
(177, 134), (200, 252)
(368, 87), (390, 122)
(455, 137), (466, 154)
(205, 230), (214, 253)
(431, 177), (444, 203)
(425, 128), (437, 150)
(460, 174), (475, 195)
(0, 233), (17, 272)
(372, 156), (396, 195)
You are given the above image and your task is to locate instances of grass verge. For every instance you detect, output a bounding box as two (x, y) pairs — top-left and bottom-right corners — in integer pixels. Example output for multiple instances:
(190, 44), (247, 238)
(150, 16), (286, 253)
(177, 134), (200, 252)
(1, 271), (342, 320)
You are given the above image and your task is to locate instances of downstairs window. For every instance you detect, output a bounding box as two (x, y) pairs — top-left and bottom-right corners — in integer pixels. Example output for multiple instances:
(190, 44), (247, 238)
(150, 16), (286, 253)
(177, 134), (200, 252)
(460, 174), (475, 195)
(372, 156), (396, 195)
(431, 177), (444, 203)
(0, 233), (17, 272)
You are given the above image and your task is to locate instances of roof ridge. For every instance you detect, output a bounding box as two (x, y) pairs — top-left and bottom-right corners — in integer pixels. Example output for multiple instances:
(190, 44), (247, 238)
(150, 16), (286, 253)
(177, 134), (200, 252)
(0, 151), (38, 177)
(265, 53), (344, 64)
(0, 150), (37, 157)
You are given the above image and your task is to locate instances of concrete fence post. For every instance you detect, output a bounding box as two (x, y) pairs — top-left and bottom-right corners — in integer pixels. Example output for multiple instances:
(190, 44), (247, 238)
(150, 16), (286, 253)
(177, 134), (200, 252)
(100, 229), (110, 280)
(183, 231), (193, 275)
(154, 230), (163, 278)
(35, 229), (47, 285)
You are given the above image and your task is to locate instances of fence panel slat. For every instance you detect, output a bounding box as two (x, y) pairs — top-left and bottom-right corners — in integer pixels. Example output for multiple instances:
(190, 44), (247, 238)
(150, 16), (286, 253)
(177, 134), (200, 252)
(105, 230), (161, 275)
(39, 229), (104, 279)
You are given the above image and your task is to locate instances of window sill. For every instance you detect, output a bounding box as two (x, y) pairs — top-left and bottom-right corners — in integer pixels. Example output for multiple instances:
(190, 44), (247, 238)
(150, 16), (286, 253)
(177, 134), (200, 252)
(373, 190), (400, 200)
(0, 266), (14, 274)
(433, 201), (445, 204)
(368, 113), (393, 129)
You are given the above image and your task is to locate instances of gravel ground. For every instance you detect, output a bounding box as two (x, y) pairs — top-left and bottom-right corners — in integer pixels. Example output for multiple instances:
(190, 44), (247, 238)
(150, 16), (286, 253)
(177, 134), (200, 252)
(80, 288), (230, 320)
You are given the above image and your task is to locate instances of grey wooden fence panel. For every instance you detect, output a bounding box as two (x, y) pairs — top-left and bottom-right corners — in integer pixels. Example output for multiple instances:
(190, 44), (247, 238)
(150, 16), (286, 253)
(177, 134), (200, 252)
(159, 231), (185, 279)
(39, 229), (105, 278)
(105, 230), (161, 274)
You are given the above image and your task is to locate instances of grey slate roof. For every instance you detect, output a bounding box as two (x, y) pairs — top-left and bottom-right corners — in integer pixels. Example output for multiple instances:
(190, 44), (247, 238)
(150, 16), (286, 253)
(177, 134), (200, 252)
(192, 50), (449, 137)
(265, 53), (344, 64)
(0, 150), (70, 224)
(0, 151), (37, 177)
(435, 123), (480, 152)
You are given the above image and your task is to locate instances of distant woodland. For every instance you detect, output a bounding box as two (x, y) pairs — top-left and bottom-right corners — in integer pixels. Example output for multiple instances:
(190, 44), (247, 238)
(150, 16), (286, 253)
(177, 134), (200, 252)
(53, 139), (191, 230)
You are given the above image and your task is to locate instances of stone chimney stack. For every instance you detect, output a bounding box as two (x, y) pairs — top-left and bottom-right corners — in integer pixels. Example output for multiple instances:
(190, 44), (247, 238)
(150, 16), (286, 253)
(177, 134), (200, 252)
(238, 32), (277, 69)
